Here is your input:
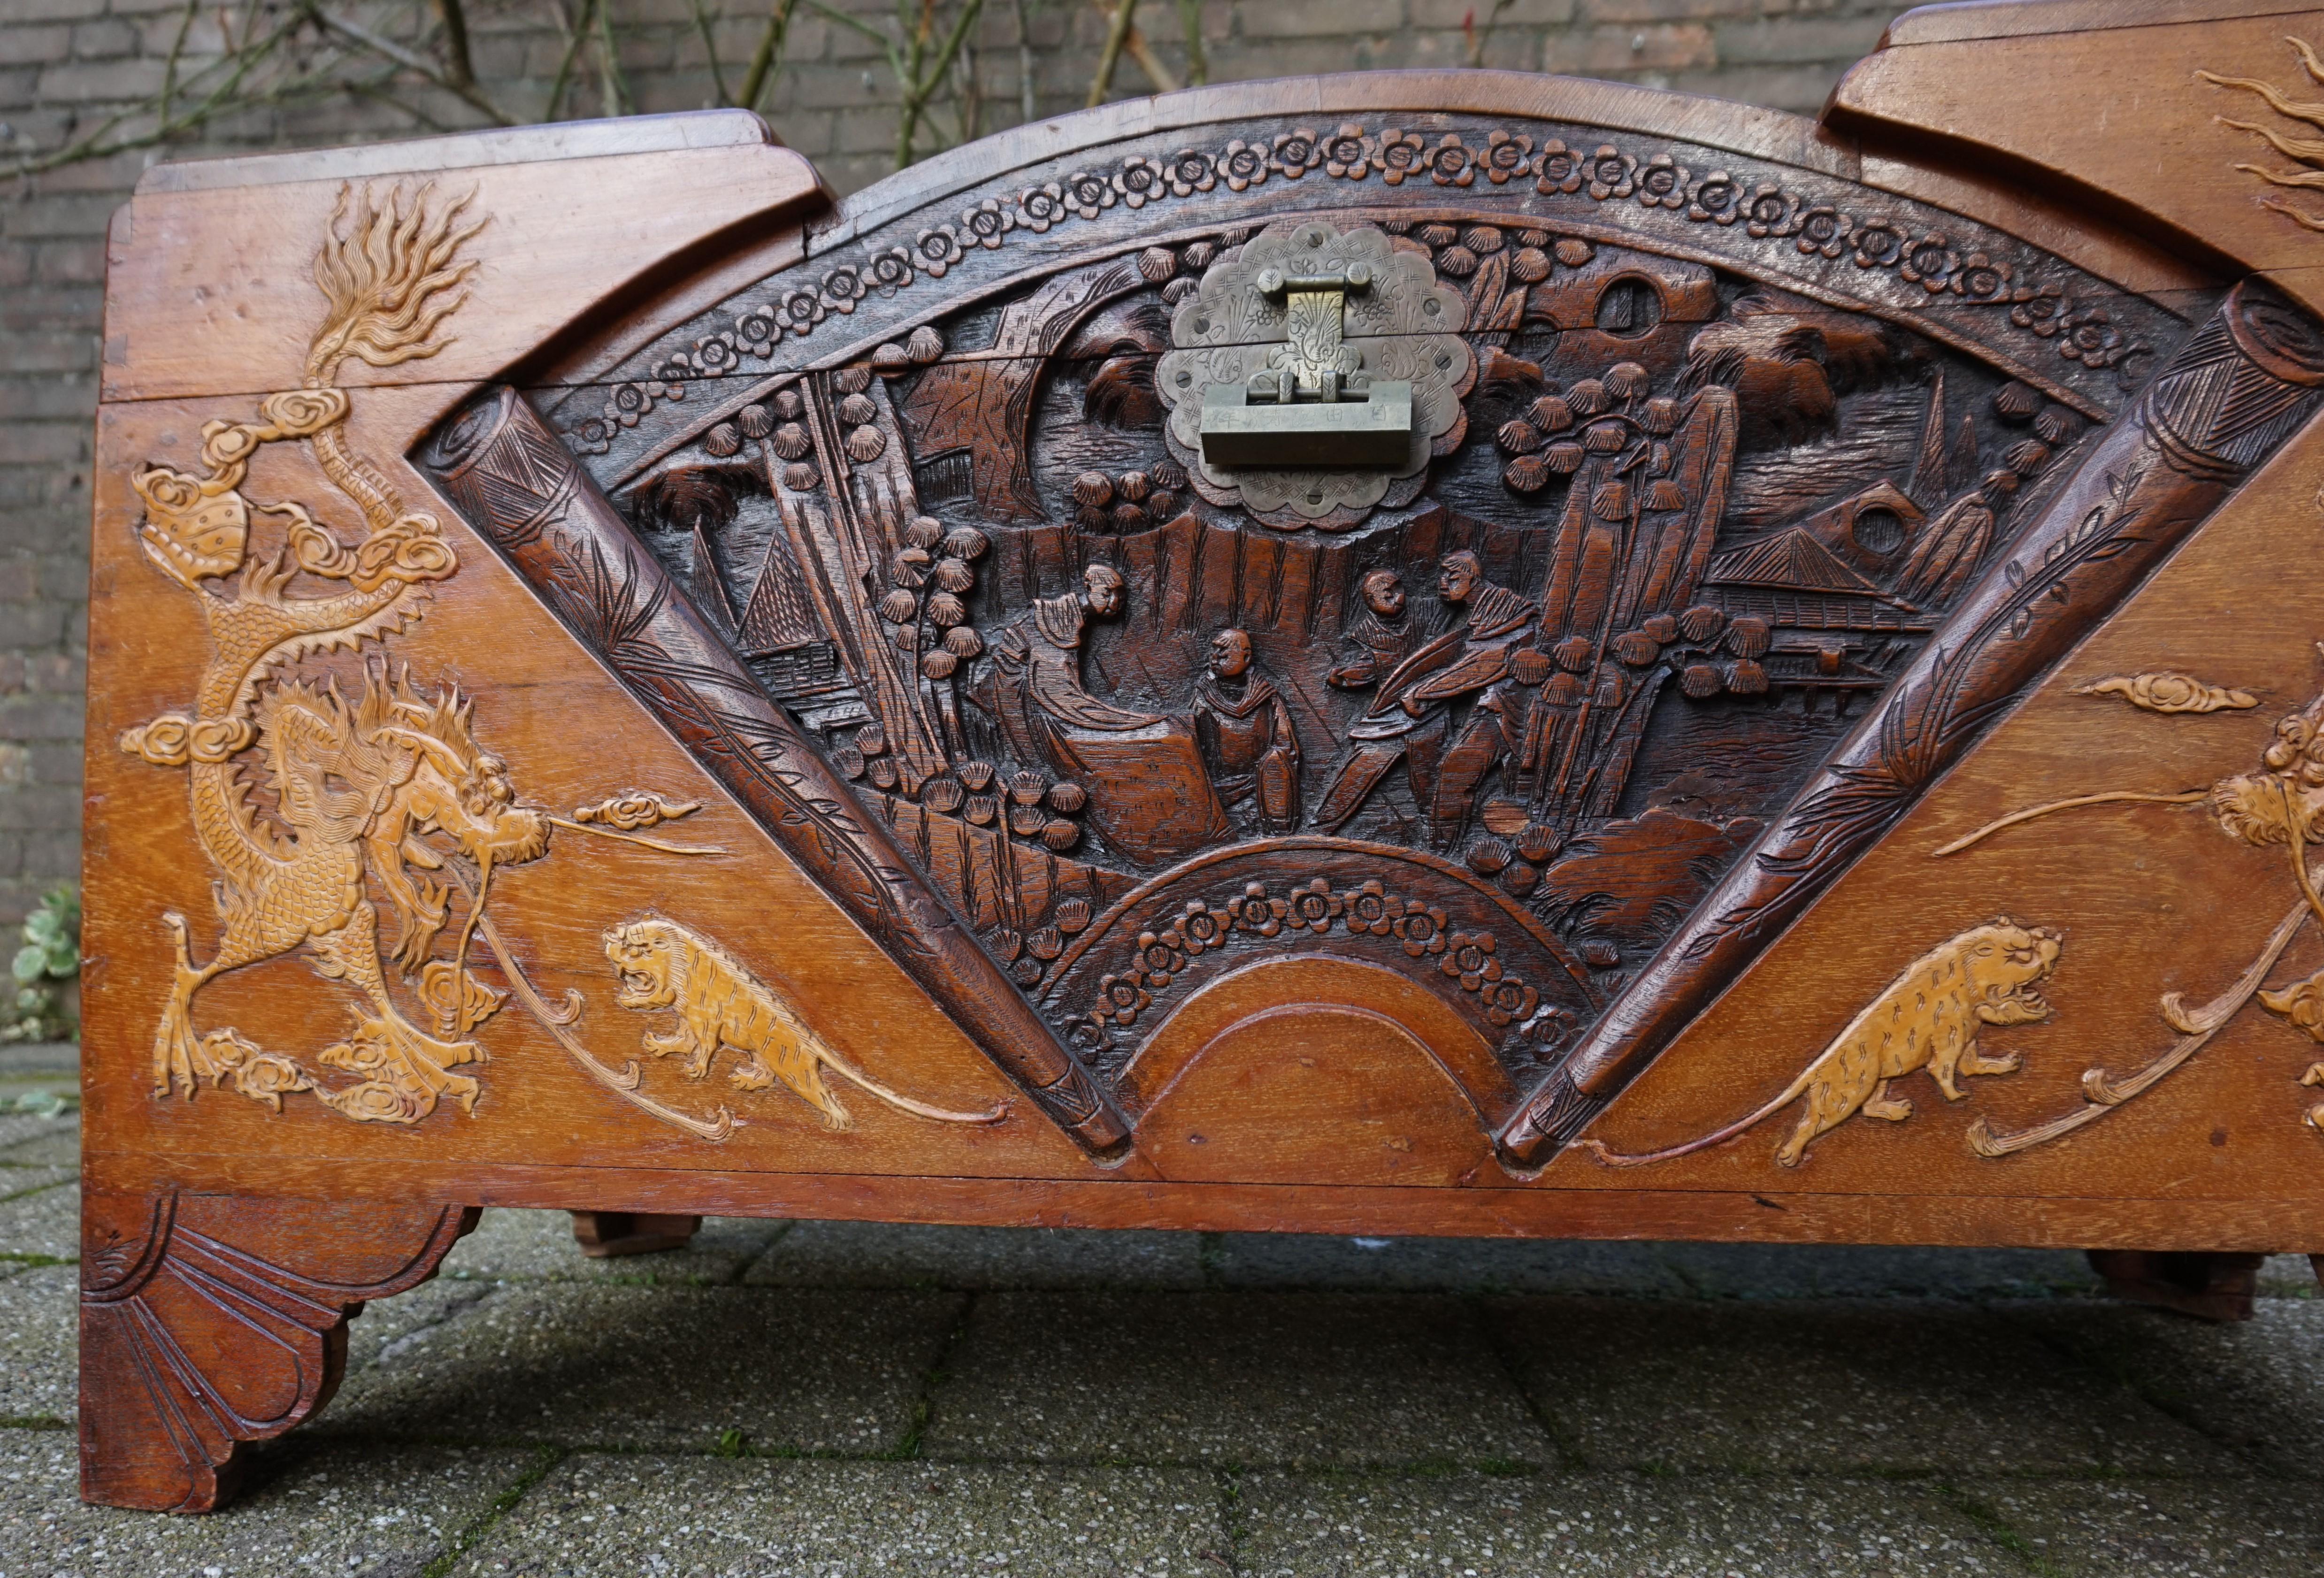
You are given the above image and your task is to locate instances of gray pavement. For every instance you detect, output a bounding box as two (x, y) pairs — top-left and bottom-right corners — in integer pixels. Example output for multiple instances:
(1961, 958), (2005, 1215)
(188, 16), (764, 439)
(4, 1071), (2324, 1575)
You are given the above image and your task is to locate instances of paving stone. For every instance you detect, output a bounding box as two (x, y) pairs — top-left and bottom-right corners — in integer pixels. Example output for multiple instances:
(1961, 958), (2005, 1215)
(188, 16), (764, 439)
(0, 1263), (74, 1424)
(0, 1122), (75, 1166)
(447, 1454), (1227, 1576)
(1208, 1233), (1693, 1294)
(0, 1109), (75, 1155)
(744, 1218), (1205, 1289)
(437, 1206), (790, 1286)
(926, 1290), (1551, 1470)
(0, 1426), (537, 1576)
(0, 1176), (75, 1261)
(0, 1044), (77, 1077)
(2008, 1297), (2324, 1478)
(2259, 1254), (2319, 1297)
(1962, 1476), (2324, 1576)
(1650, 1241), (2103, 1301)
(1492, 1296), (2236, 1476)
(321, 1281), (960, 1454)
(345, 1274), (502, 1375)
(1238, 1468), (2015, 1577)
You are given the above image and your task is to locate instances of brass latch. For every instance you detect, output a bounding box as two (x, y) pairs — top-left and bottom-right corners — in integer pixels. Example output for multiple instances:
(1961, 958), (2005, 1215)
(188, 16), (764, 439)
(1198, 263), (1415, 468)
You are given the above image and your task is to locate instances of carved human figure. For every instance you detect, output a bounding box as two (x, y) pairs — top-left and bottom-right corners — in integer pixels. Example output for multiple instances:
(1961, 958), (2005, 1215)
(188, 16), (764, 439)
(977, 563), (1162, 769)
(1192, 628), (1303, 834)
(1329, 568), (1432, 691)
(973, 562), (1230, 864)
(1313, 551), (1537, 843)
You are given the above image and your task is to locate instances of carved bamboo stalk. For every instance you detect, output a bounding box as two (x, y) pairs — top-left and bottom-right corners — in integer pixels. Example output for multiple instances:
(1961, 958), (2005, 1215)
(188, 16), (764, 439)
(421, 384), (1129, 1156)
(1501, 279), (2324, 1167)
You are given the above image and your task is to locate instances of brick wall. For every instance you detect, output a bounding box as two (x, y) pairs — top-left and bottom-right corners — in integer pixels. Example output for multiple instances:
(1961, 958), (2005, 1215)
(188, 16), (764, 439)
(0, 0), (1895, 922)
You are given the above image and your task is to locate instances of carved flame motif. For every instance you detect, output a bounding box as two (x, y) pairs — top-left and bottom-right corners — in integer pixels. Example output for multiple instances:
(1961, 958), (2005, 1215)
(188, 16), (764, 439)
(2201, 37), (2324, 233)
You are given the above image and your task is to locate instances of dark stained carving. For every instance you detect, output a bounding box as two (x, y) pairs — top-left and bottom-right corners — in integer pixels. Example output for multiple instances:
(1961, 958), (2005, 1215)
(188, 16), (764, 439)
(421, 386), (1130, 1154)
(488, 107), (2324, 1157)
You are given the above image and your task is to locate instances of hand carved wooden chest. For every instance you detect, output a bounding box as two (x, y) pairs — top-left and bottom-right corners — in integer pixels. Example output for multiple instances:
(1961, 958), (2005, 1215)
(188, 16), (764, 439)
(79, 0), (2324, 1511)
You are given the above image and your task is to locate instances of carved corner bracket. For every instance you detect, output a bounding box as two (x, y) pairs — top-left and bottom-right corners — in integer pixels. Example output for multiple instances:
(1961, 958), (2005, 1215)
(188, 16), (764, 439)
(78, 1192), (476, 1512)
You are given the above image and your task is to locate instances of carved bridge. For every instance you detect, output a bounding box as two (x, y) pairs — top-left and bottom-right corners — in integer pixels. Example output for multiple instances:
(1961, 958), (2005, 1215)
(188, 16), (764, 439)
(77, 2), (2324, 1513)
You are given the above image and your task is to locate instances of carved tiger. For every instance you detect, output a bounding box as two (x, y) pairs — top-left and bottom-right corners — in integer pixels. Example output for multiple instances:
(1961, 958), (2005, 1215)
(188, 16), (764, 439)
(1584, 919), (2062, 1168)
(603, 917), (1006, 1130)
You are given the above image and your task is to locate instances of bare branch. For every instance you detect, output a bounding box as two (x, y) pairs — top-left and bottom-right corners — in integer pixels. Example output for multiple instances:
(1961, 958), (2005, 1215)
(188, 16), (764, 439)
(1087, 0), (1135, 107)
(303, 3), (516, 124)
(736, 0), (801, 112)
(1176, 0), (1204, 87)
(435, 0), (478, 89)
(689, 0), (732, 105)
(1013, 0), (1037, 121)
(593, 0), (634, 114)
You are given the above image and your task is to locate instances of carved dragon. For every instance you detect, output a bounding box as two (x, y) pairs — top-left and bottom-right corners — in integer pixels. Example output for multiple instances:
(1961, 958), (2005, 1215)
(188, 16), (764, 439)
(120, 183), (559, 1123)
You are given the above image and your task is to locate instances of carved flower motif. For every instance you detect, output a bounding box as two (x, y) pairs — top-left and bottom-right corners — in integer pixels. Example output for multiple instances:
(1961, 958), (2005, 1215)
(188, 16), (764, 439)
(694, 331), (747, 375)
(2058, 307), (2126, 366)
(1017, 183), (1067, 232)
(609, 382), (653, 426)
(1395, 901), (1449, 958)
(1742, 184), (1798, 238)
(1163, 148), (1217, 197)
(867, 246), (915, 295)
(1423, 133), (1476, 187)
(649, 352), (696, 385)
(820, 266), (865, 313)
(1283, 877), (1343, 932)
(1442, 932), (1503, 992)
(571, 416), (614, 455)
(1175, 900), (1225, 955)
(1345, 880), (1395, 936)
(915, 226), (966, 275)
(1586, 145), (1635, 200)
(1323, 124), (1372, 178)
(1113, 154), (1167, 208)
(1900, 233), (1960, 292)
(1794, 205), (1851, 259)
(2010, 284), (2066, 335)
(961, 198), (1014, 248)
(1272, 128), (1323, 177)
(1135, 928), (1185, 983)
(1951, 252), (2010, 301)
(1375, 128), (1427, 185)
(1095, 973), (1150, 1026)
(1687, 170), (1741, 223)
(1481, 977), (1539, 1028)
(1228, 881), (1285, 937)
(1850, 220), (1904, 269)
(779, 285), (826, 332)
(1061, 169), (1117, 221)
(1480, 129), (1532, 184)
(734, 305), (782, 354)
(1634, 152), (1688, 209)
(1534, 138), (1583, 194)
(1219, 139), (1270, 192)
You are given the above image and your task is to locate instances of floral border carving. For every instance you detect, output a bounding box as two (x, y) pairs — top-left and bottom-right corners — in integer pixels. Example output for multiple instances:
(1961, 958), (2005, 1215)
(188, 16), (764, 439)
(1076, 873), (1570, 1049)
(567, 120), (2159, 455)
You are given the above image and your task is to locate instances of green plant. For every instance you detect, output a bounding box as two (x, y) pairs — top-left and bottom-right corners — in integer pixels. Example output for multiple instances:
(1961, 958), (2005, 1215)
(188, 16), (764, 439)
(3, 886), (79, 1045)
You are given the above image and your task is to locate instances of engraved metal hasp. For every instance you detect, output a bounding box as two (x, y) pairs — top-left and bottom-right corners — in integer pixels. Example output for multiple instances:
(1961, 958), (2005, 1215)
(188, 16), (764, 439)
(1199, 262), (1415, 468)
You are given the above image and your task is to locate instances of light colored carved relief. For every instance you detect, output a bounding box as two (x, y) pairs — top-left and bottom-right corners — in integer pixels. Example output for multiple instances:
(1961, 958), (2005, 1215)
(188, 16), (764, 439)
(122, 184), (721, 1133)
(1938, 650), (2324, 1149)
(1582, 920), (2060, 1168)
(2201, 37), (2324, 233)
(2069, 672), (2258, 714)
(604, 917), (1008, 1130)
